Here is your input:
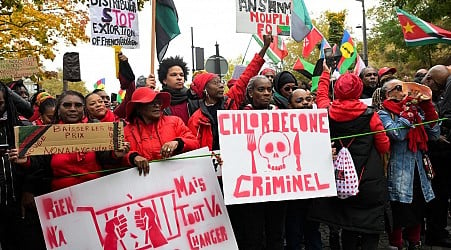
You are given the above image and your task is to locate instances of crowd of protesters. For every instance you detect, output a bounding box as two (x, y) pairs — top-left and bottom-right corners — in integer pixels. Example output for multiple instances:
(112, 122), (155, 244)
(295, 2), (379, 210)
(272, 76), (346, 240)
(1, 34), (450, 249)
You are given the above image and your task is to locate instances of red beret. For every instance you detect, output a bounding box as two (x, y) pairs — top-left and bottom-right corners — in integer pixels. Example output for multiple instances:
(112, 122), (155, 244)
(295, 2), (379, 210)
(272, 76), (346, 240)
(190, 72), (217, 99)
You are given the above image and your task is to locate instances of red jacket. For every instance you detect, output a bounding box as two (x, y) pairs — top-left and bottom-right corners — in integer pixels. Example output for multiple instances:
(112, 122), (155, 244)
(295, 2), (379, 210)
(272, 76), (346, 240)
(101, 109), (119, 122)
(316, 71), (390, 154)
(125, 115), (199, 161)
(188, 53), (265, 150)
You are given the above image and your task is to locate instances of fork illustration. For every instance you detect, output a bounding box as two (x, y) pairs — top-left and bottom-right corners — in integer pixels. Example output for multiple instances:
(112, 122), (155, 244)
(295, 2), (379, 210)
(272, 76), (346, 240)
(247, 133), (257, 174)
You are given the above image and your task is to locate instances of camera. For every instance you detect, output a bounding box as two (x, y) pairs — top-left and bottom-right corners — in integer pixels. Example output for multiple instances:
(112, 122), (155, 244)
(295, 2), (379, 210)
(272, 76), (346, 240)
(324, 48), (335, 69)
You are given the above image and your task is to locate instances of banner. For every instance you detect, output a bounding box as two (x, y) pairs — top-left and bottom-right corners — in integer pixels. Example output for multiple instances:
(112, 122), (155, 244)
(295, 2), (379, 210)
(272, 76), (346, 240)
(14, 122), (124, 157)
(35, 148), (238, 249)
(218, 109), (337, 205)
(236, 0), (291, 35)
(89, 0), (140, 49)
(0, 57), (38, 79)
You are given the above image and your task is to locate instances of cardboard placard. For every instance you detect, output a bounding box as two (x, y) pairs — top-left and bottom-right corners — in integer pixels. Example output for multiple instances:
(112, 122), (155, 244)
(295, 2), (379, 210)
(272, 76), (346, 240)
(14, 122), (124, 157)
(35, 148), (238, 249)
(0, 57), (39, 79)
(89, 0), (140, 49)
(236, 0), (291, 35)
(403, 81), (432, 100)
(218, 109), (337, 205)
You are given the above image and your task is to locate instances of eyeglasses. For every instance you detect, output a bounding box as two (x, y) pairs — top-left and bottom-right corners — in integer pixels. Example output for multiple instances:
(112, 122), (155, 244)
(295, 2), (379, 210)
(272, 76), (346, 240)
(295, 96), (313, 103)
(145, 99), (162, 107)
(62, 102), (84, 109)
(388, 85), (403, 92)
(265, 75), (275, 79)
(283, 86), (298, 92)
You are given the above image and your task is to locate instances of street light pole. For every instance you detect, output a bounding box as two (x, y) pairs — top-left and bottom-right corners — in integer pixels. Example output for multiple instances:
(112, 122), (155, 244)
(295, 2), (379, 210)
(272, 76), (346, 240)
(357, 0), (369, 66)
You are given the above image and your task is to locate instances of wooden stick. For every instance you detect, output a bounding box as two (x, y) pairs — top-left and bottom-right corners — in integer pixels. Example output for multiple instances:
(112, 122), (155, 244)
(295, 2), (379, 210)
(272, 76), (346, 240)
(150, 0), (157, 73)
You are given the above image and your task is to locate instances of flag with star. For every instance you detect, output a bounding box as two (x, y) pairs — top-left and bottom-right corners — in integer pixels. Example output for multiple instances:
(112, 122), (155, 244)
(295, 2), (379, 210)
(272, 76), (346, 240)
(336, 30), (357, 74)
(396, 8), (451, 46)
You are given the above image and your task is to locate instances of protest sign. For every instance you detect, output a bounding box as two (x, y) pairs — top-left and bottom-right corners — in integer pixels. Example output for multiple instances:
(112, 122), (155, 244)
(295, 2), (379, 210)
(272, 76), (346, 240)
(89, 0), (140, 49)
(218, 109), (337, 205)
(0, 57), (39, 79)
(236, 0), (291, 35)
(14, 122), (124, 157)
(35, 148), (238, 249)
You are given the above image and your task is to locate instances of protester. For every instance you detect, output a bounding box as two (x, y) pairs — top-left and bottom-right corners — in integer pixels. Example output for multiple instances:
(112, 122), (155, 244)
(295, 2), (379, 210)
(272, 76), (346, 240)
(85, 92), (118, 122)
(360, 67), (379, 98)
(157, 56), (196, 124)
(272, 71), (298, 109)
(9, 80), (29, 100)
(286, 88), (322, 250)
(310, 62), (390, 250)
(124, 87), (199, 175)
(378, 66), (397, 79)
(260, 67), (276, 84)
(34, 92), (56, 125)
(414, 68), (428, 84)
(92, 88), (111, 109)
(12, 90), (130, 191)
(188, 34), (273, 151)
(0, 83), (31, 249)
(5, 81), (33, 119)
(378, 79), (440, 249)
(422, 65), (451, 247)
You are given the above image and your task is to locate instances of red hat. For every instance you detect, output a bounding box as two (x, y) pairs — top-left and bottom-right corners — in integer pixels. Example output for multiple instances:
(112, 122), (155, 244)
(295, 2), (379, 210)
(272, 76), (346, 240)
(126, 87), (171, 120)
(190, 72), (217, 99)
(260, 68), (276, 76)
(378, 67), (397, 78)
(334, 73), (363, 100)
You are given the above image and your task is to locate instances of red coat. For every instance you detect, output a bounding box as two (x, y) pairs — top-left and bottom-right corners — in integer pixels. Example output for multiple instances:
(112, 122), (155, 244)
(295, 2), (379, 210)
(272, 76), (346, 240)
(316, 71), (390, 154)
(125, 115), (199, 161)
(187, 53), (265, 150)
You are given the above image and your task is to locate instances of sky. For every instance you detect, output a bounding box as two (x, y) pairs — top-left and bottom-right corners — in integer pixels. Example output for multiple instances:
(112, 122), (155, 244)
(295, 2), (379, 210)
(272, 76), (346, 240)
(43, 0), (378, 94)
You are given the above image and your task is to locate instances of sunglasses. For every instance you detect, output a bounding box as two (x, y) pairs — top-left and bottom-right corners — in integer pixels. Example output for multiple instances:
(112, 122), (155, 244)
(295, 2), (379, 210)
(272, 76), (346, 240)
(62, 102), (84, 109)
(295, 96), (313, 103)
(388, 85), (403, 92)
(283, 86), (298, 92)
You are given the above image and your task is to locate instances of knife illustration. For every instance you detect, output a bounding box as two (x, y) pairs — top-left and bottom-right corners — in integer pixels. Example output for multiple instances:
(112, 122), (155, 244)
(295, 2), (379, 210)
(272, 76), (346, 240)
(294, 132), (301, 171)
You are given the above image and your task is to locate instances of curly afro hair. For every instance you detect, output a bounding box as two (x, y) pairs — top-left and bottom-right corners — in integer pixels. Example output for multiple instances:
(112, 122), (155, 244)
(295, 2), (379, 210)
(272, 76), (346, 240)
(157, 56), (189, 84)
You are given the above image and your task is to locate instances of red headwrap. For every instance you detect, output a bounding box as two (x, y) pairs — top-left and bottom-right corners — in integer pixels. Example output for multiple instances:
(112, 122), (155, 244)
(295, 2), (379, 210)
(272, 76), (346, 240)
(190, 72), (217, 99)
(260, 68), (275, 76)
(334, 73), (363, 100)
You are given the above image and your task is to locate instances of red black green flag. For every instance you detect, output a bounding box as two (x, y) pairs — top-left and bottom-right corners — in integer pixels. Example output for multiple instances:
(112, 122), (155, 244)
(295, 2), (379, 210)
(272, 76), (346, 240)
(156, 0), (181, 62)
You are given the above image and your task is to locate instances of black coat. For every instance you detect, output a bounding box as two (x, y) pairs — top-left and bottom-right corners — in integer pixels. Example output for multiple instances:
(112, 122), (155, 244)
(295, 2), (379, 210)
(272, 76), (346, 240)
(309, 109), (388, 234)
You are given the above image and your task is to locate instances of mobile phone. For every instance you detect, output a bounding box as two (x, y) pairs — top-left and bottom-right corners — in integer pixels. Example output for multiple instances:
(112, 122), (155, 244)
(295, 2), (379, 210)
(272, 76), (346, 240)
(324, 48), (334, 69)
(0, 144), (9, 149)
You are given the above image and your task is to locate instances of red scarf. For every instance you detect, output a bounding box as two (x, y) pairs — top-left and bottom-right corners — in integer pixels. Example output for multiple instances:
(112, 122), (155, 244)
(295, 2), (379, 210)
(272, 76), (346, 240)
(383, 99), (428, 152)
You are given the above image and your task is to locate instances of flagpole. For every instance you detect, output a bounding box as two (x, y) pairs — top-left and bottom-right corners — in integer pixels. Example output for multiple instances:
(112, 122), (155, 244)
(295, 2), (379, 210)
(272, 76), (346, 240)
(150, 0), (157, 73)
(241, 36), (253, 64)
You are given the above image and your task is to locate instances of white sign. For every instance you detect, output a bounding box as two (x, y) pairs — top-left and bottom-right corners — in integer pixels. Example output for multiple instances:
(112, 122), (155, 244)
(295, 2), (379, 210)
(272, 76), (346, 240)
(89, 0), (140, 49)
(236, 0), (291, 35)
(218, 109), (337, 205)
(35, 148), (237, 249)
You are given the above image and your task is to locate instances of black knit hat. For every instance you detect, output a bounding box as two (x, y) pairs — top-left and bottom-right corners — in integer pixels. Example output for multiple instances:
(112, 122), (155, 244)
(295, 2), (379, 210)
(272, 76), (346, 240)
(273, 71), (297, 93)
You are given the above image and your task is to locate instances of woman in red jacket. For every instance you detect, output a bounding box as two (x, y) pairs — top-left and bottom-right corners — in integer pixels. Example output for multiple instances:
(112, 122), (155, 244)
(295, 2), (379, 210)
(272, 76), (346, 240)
(124, 87), (200, 175)
(187, 35), (273, 150)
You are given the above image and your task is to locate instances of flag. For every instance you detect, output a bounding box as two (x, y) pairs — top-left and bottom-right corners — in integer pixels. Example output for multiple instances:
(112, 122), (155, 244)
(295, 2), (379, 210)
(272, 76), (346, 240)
(293, 57), (315, 79)
(302, 26), (323, 58)
(396, 8), (451, 46)
(337, 30), (357, 74)
(319, 38), (331, 59)
(117, 89), (126, 104)
(353, 54), (366, 76)
(291, 0), (313, 42)
(93, 78), (105, 90)
(156, 0), (181, 62)
(252, 34), (288, 64)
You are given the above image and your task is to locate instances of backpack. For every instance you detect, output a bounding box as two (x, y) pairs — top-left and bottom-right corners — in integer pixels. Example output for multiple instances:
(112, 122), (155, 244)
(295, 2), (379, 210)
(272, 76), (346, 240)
(334, 138), (364, 199)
